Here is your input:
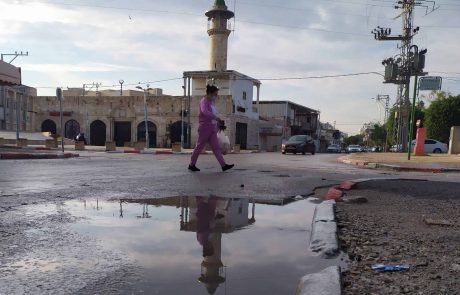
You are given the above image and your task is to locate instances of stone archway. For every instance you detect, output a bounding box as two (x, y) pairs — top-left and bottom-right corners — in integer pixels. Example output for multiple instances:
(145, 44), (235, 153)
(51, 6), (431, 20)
(41, 119), (56, 135)
(65, 119), (80, 139)
(90, 120), (106, 146)
(137, 121), (157, 148)
(170, 121), (188, 145)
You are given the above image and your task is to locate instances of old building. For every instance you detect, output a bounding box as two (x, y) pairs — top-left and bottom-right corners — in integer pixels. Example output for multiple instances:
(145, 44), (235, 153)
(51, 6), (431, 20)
(0, 85), (36, 132)
(0, 59), (34, 133)
(256, 101), (319, 150)
(34, 92), (234, 148)
(32, 0), (261, 149)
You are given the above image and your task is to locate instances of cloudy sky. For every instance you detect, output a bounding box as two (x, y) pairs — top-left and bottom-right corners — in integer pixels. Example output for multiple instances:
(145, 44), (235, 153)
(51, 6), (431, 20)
(1, 0), (459, 134)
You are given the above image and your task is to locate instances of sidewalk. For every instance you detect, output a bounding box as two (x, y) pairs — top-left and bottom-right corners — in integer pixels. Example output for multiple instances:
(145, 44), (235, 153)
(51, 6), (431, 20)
(339, 152), (460, 172)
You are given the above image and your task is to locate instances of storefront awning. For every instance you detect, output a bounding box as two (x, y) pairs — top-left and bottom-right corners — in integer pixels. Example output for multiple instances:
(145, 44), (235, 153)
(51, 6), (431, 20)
(0, 60), (21, 86)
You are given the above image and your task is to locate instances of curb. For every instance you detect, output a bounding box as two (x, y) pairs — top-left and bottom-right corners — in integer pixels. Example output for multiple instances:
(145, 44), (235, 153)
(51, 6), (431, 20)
(0, 152), (79, 160)
(296, 266), (342, 295)
(338, 155), (460, 173)
(309, 200), (339, 258)
(0, 145), (54, 151)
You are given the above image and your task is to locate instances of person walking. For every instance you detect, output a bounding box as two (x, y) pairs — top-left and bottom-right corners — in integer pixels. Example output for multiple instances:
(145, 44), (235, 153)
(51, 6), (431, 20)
(188, 85), (234, 172)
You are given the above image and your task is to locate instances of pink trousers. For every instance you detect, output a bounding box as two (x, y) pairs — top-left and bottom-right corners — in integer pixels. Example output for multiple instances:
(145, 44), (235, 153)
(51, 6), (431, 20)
(190, 124), (225, 166)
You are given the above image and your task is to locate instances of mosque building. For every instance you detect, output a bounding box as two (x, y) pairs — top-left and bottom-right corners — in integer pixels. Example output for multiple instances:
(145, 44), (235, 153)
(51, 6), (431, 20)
(31, 0), (261, 149)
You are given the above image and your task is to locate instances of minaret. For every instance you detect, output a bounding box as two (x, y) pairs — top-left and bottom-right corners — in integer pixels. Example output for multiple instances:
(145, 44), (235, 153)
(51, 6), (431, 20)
(205, 0), (234, 72)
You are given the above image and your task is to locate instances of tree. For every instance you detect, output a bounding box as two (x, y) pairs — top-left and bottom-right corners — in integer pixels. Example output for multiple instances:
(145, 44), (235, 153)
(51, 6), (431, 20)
(425, 92), (460, 143)
(344, 134), (364, 145)
(369, 124), (386, 146)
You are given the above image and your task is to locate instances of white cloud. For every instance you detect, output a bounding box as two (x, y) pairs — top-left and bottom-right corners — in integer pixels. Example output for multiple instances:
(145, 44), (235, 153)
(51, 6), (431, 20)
(1, 0), (460, 134)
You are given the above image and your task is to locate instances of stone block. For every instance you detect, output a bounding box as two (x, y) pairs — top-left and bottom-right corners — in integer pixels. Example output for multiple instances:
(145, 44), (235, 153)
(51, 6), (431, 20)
(296, 266), (342, 295)
(172, 143), (181, 153)
(449, 126), (460, 155)
(105, 141), (116, 151)
(134, 142), (146, 151)
(45, 139), (58, 148)
(75, 141), (85, 150)
(16, 138), (28, 147)
(233, 144), (240, 153)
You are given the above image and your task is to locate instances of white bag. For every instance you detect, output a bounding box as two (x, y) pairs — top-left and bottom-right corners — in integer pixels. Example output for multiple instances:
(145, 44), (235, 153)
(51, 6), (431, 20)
(217, 131), (230, 155)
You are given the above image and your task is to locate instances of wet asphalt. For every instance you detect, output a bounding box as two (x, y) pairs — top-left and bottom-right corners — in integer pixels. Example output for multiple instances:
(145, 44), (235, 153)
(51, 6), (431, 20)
(1, 152), (460, 294)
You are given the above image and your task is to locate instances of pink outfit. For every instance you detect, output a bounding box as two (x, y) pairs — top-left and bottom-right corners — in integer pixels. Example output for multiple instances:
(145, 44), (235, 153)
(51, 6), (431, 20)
(190, 97), (226, 166)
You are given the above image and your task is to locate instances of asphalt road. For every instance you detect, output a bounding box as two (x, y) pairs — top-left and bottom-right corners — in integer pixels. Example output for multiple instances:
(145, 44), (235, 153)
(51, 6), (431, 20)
(1, 152), (460, 294)
(2, 152), (460, 209)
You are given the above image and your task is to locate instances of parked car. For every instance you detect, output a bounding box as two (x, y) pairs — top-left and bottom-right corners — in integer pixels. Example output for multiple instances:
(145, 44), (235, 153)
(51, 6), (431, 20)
(411, 139), (448, 153)
(327, 144), (341, 153)
(390, 144), (402, 152)
(347, 145), (363, 153)
(371, 146), (382, 152)
(282, 135), (316, 155)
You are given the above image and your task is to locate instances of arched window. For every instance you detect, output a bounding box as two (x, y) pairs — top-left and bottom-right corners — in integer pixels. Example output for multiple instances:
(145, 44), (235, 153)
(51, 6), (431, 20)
(90, 120), (106, 146)
(137, 121), (157, 148)
(65, 119), (80, 139)
(41, 119), (56, 135)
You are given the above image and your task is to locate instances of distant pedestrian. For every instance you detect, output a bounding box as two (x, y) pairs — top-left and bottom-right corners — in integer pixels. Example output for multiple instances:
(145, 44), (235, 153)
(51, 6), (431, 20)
(188, 85), (234, 172)
(75, 133), (87, 145)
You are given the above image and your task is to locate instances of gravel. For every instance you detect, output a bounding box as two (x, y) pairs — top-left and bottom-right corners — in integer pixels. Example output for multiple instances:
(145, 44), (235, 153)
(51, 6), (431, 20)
(336, 180), (460, 295)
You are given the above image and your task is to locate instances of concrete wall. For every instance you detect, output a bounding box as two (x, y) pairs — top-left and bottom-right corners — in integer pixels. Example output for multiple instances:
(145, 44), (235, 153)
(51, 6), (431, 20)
(230, 78), (258, 119)
(449, 126), (460, 155)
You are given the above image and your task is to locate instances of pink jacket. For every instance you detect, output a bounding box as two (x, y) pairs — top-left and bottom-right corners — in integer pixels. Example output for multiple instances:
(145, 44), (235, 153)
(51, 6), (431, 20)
(198, 97), (217, 126)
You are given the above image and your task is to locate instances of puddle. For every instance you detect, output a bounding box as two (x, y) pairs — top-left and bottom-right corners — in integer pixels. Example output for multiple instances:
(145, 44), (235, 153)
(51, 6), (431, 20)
(62, 197), (343, 294)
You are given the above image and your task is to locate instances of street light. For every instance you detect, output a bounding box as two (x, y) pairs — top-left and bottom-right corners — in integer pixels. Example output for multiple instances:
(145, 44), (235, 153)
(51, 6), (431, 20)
(136, 84), (152, 149)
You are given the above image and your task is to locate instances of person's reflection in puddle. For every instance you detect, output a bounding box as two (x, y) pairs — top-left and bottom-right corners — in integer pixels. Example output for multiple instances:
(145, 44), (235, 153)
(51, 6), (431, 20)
(195, 196), (226, 294)
(196, 196), (220, 257)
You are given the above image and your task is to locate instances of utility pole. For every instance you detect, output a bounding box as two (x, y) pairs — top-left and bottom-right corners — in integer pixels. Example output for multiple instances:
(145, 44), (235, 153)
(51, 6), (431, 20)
(373, 95), (390, 151)
(372, 0), (436, 152)
(1, 51), (28, 64)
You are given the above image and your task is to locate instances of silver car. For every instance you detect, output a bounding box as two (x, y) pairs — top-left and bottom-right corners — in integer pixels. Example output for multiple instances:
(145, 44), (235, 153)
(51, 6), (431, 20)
(347, 145), (363, 153)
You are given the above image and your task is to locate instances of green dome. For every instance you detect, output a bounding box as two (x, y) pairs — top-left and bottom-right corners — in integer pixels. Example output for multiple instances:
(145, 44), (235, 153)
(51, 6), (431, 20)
(214, 0), (226, 6)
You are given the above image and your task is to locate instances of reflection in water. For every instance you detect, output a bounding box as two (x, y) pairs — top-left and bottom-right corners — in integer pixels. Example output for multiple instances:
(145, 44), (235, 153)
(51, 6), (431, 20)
(118, 196), (256, 294)
(67, 196), (340, 295)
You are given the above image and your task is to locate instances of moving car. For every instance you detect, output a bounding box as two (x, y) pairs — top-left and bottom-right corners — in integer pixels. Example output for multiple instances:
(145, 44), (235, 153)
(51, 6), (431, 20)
(411, 139), (448, 153)
(347, 145), (363, 153)
(327, 144), (341, 153)
(282, 135), (316, 155)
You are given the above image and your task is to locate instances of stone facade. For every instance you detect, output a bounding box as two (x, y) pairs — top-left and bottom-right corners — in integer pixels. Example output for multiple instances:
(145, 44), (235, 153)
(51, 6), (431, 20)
(33, 94), (259, 149)
(0, 86), (36, 132)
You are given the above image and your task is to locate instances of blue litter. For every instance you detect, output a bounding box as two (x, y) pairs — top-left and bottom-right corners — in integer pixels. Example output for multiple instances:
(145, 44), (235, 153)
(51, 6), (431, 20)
(372, 264), (410, 273)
